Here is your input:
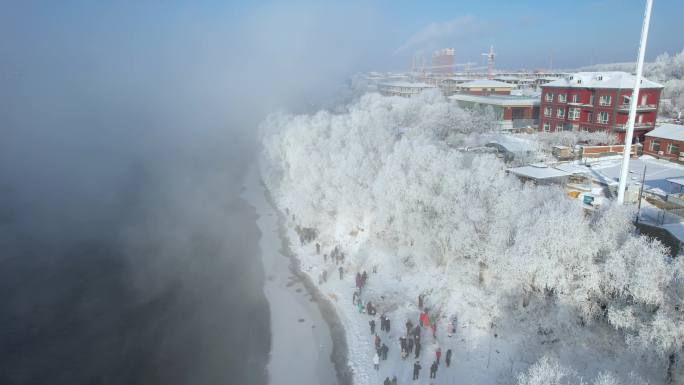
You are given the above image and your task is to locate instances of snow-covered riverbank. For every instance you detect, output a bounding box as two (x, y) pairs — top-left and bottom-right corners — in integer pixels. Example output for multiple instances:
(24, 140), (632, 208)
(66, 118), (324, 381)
(243, 167), (347, 385)
(258, 93), (680, 384)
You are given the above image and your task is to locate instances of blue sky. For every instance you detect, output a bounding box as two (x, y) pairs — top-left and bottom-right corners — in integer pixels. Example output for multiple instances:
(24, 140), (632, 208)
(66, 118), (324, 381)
(2, 0), (683, 93)
(378, 0), (684, 70)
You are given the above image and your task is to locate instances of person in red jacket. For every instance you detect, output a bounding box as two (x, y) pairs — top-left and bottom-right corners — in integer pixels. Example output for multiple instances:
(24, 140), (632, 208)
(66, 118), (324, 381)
(435, 347), (442, 364)
(420, 312), (429, 327)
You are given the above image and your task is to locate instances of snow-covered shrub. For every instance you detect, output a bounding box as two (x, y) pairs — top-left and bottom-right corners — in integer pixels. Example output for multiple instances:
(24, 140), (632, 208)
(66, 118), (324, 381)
(517, 356), (626, 385)
(516, 356), (574, 385)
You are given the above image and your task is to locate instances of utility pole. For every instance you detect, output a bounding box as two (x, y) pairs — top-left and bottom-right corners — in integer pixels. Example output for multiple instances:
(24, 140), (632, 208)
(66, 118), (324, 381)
(617, 0), (653, 204)
(636, 164), (647, 223)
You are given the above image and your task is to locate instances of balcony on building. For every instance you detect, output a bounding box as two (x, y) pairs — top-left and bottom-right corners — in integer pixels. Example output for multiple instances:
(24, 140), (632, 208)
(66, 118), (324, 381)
(617, 103), (658, 112)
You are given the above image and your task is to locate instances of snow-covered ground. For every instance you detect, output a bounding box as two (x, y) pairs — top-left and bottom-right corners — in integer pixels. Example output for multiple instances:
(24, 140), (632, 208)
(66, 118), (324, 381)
(274, 225), (667, 385)
(243, 167), (339, 385)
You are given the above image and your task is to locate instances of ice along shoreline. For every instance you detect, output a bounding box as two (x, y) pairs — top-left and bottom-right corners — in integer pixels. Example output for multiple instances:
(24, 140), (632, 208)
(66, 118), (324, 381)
(270, 190), (354, 385)
(244, 166), (353, 385)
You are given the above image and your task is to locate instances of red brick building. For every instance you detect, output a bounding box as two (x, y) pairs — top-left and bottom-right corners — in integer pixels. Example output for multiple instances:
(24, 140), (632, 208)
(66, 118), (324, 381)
(643, 123), (684, 160)
(539, 72), (663, 143)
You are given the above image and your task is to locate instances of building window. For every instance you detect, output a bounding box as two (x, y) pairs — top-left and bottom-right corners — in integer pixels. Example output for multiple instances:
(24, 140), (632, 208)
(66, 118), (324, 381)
(599, 95), (612, 106)
(544, 107), (552, 117)
(651, 140), (661, 152)
(669, 143), (680, 155)
(556, 123), (565, 131)
(558, 93), (567, 103)
(597, 111), (609, 124)
(587, 112), (593, 122)
(581, 126), (589, 132)
(556, 107), (565, 118)
(568, 107), (580, 120)
(543, 122), (550, 132)
(545, 93), (554, 102)
(571, 94), (579, 103)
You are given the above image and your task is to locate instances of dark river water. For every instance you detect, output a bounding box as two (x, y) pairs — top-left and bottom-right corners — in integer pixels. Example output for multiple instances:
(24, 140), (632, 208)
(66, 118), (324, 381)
(0, 133), (271, 385)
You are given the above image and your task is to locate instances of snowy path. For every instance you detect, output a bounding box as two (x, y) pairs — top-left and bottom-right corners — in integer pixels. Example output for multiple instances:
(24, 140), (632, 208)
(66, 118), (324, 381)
(243, 167), (338, 385)
(273, 216), (664, 385)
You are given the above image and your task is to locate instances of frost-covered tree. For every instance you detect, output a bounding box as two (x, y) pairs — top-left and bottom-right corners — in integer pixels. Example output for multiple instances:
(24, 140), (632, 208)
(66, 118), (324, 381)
(517, 356), (627, 385)
(260, 91), (684, 379)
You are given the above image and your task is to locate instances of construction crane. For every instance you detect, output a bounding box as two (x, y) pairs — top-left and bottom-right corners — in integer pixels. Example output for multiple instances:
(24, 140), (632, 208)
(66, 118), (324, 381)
(481, 45), (496, 79)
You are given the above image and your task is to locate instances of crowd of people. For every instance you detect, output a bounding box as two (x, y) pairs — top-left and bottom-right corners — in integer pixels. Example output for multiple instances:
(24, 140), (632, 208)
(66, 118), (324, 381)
(316, 243), (456, 385)
(312, 240), (459, 384)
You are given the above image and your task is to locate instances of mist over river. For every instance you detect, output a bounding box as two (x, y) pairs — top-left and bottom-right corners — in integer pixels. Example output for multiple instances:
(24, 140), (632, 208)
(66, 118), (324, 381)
(0, 135), (275, 385)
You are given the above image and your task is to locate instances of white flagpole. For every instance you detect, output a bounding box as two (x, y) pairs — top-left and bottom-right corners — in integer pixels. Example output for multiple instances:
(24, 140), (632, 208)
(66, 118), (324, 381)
(617, 0), (653, 204)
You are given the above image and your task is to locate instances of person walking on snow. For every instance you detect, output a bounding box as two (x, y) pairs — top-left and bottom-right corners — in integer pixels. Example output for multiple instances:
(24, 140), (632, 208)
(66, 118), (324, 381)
(381, 343), (388, 360)
(431, 322), (437, 339)
(338, 266), (343, 280)
(418, 294), (424, 309)
(386, 317), (391, 332)
(419, 312), (429, 327)
(375, 334), (381, 350)
(407, 336), (414, 353)
(380, 314), (386, 332)
(373, 352), (380, 370)
(430, 361), (438, 379)
(435, 347), (441, 364)
(406, 319), (413, 335)
(316, 242), (320, 254)
(415, 340), (421, 359)
(445, 349), (452, 367)
(369, 319), (376, 334)
(412, 361), (422, 380)
(447, 320), (455, 337)
(391, 376), (397, 385)
(384, 377), (391, 385)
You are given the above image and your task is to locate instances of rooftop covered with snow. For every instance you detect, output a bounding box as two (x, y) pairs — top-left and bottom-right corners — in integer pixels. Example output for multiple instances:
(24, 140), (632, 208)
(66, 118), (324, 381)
(590, 157), (684, 195)
(449, 93), (540, 107)
(378, 81), (435, 88)
(458, 79), (516, 88)
(645, 123), (684, 141)
(507, 165), (572, 180)
(542, 71), (663, 89)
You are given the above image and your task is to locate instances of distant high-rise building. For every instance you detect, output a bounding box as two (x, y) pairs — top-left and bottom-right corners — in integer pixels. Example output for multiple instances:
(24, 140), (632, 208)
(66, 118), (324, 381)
(432, 48), (454, 74)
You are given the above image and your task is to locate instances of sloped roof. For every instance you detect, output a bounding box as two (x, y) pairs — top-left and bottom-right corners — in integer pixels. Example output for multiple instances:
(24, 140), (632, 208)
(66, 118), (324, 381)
(554, 163), (592, 175)
(543, 71), (663, 89)
(645, 124), (684, 141)
(378, 81), (435, 88)
(507, 165), (571, 180)
(459, 79), (516, 88)
(449, 94), (539, 107)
